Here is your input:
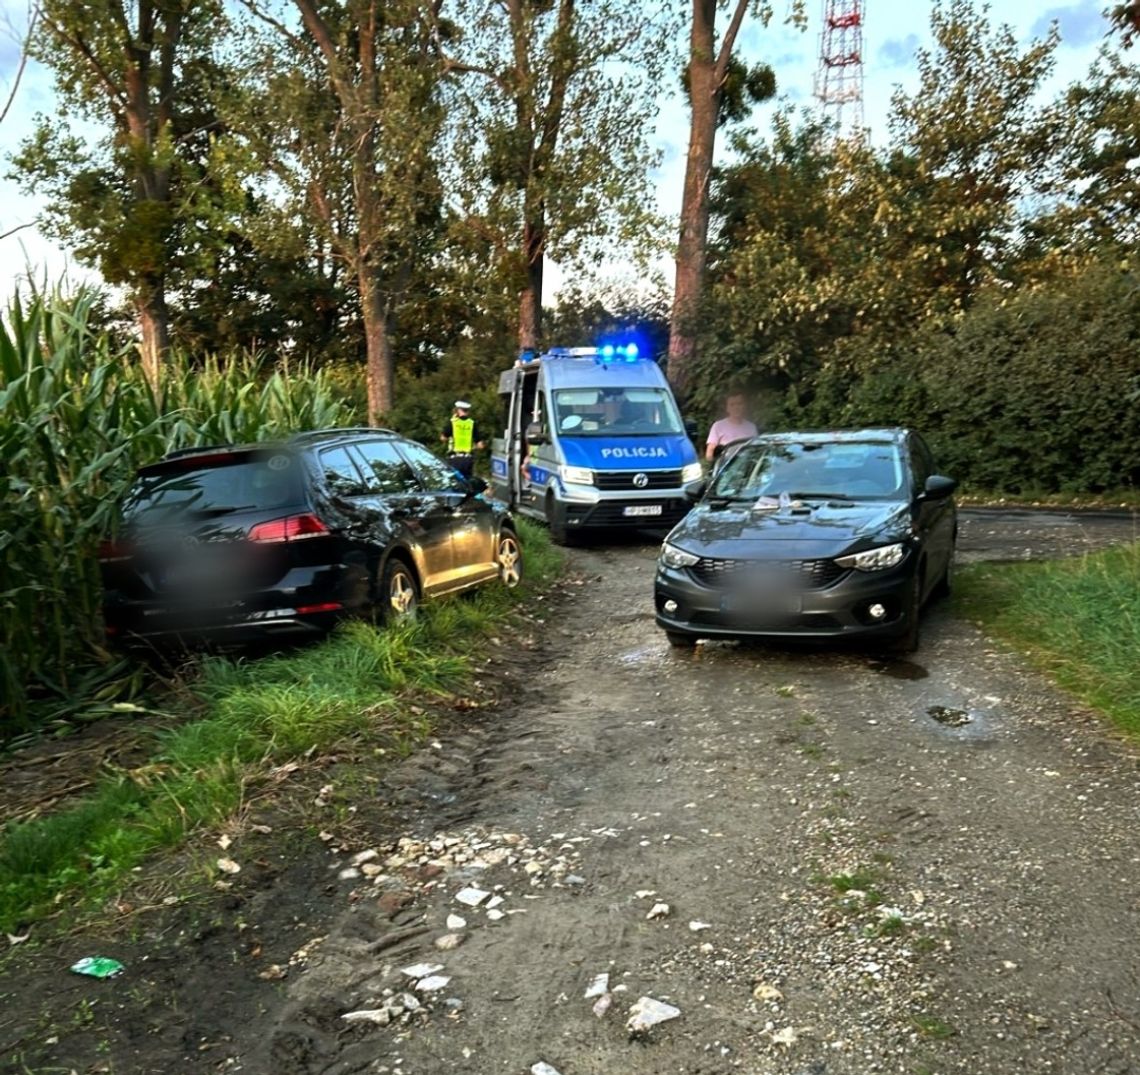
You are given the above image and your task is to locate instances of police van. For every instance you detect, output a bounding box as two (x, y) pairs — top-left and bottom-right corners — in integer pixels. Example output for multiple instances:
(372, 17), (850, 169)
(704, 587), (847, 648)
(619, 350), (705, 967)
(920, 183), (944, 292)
(490, 344), (702, 543)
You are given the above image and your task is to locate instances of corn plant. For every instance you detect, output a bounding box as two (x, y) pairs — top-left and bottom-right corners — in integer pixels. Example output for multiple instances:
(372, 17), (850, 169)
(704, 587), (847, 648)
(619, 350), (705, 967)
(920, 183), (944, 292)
(0, 289), (348, 735)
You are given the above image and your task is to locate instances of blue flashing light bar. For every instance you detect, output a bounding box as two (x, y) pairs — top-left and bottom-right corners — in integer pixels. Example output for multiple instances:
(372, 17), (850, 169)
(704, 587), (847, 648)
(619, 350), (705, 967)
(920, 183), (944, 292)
(540, 344), (646, 363)
(595, 342), (642, 364)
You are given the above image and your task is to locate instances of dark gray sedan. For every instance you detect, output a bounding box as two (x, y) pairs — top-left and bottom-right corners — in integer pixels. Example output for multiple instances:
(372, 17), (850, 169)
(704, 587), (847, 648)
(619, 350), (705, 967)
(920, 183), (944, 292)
(654, 429), (956, 652)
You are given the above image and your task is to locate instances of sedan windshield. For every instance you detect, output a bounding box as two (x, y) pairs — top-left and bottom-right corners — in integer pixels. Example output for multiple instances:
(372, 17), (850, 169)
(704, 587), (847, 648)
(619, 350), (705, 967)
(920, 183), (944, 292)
(712, 440), (906, 502)
(552, 387), (683, 437)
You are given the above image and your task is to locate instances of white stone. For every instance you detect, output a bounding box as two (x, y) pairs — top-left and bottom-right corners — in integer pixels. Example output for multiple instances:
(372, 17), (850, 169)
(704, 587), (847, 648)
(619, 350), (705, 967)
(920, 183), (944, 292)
(341, 1008), (390, 1025)
(416, 975), (451, 992)
(455, 887), (490, 907)
(486, 908), (506, 921)
(584, 972), (609, 999)
(689, 921), (712, 932)
(435, 933), (464, 950)
(627, 996), (681, 1034)
(531, 1064), (562, 1075)
(352, 849), (379, 865)
(771, 1026), (799, 1047)
(646, 902), (670, 920)
(446, 913), (467, 930)
(401, 962), (444, 979)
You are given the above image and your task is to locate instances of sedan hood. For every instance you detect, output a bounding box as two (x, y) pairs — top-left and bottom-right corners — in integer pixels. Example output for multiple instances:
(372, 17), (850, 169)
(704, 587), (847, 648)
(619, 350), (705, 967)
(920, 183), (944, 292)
(671, 499), (911, 560)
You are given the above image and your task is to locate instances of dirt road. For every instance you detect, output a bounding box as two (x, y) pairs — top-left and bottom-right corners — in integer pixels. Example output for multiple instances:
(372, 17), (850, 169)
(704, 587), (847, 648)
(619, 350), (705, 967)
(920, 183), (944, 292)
(6, 509), (1139, 1074)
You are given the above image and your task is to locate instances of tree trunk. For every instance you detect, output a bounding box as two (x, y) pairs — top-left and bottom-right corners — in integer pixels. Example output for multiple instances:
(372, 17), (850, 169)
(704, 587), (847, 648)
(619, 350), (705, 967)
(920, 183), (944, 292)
(361, 270), (393, 424)
(668, 0), (745, 399)
(136, 281), (170, 387)
(518, 215), (544, 351)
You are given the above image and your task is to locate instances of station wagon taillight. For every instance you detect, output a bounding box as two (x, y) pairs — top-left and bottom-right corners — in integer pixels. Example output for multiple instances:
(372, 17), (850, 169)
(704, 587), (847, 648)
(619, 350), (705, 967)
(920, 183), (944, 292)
(248, 513), (330, 543)
(98, 539), (131, 562)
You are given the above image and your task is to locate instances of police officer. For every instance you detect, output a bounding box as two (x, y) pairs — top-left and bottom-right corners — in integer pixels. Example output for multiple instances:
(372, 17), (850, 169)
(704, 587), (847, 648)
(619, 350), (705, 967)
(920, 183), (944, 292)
(441, 399), (485, 479)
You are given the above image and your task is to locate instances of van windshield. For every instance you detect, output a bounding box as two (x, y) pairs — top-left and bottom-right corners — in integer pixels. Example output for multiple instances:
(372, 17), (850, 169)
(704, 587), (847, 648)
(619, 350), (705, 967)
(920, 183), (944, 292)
(552, 388), (683, 437)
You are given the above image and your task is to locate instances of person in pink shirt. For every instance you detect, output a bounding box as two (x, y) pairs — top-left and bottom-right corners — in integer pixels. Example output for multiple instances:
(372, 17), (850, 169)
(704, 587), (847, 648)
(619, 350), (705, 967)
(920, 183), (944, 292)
(705, 390), (758, 462)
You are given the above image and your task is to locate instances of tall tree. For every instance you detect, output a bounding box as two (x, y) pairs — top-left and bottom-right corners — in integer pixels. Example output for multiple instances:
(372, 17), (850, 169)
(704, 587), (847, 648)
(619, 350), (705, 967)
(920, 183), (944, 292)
(14, 0), (226, 382)
(667, 0), (802, 397)
(240, 0), (444, 421)
(436, 0), (671, 351)
(0, 1), (39, 244)
(1113, 2), (1140, 45)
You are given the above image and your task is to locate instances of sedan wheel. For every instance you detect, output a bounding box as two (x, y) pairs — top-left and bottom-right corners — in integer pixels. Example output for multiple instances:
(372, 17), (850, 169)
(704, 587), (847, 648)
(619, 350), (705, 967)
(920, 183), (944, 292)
(497, 530), (524, 589)
(383, 560), (419, 621)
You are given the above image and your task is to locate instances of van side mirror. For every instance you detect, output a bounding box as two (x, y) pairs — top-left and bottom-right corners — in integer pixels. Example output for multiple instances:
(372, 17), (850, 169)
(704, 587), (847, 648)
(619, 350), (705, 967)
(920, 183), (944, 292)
(921, 475), (956, 500)
(525, 421), (548, 446)
(684, 418), (699, 438)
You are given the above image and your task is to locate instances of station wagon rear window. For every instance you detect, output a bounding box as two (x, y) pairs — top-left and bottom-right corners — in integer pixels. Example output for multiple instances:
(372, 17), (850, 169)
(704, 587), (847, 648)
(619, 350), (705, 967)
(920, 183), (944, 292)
(126, 451), (304, 522)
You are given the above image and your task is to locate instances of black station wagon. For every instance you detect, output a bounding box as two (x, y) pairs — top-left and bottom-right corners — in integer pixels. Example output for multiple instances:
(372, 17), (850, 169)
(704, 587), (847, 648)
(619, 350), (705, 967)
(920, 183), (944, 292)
(100, 428), (522, 645)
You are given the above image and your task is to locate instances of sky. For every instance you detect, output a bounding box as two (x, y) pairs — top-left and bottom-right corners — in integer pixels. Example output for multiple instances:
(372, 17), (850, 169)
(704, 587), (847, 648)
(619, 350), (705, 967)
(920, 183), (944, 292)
(0, 0), (1118, 303)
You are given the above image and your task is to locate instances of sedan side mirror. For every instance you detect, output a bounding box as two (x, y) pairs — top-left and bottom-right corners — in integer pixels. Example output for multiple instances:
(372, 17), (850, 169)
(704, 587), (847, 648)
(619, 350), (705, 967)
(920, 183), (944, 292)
(921, 474), (957, 500)
(525, 421), (548, 446)
(684, 478), (707, 502)
(467, 475), (489, 497)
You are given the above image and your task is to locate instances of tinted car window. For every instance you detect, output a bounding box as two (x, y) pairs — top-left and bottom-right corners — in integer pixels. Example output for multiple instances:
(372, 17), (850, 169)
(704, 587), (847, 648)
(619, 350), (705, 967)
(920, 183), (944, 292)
(397, 439), (466, 492)
(320, 446), (368, 497)
(910, 434), (935, 491)
(125, 451), (302, 522)
(355, 440), (422, 495)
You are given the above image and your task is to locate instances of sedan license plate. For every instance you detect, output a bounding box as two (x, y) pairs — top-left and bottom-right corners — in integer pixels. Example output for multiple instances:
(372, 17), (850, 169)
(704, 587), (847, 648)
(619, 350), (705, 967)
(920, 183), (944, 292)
(623, 504), (663, 518)
(721, 592), (802, 616)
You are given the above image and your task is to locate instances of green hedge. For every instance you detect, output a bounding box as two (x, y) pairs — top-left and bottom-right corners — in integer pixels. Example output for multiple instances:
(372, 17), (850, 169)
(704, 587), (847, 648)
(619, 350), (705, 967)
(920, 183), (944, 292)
(783, 266), (1140, 492)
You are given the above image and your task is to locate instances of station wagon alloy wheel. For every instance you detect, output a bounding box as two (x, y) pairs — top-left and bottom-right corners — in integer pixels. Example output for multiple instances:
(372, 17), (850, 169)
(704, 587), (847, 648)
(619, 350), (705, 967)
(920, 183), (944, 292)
(497, 531), (523, 589)
(386, 563), (418, 618)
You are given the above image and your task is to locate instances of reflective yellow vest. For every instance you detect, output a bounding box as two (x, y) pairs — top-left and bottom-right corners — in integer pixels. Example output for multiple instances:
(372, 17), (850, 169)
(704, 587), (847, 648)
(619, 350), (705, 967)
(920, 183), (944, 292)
(450, 416), (475, 453)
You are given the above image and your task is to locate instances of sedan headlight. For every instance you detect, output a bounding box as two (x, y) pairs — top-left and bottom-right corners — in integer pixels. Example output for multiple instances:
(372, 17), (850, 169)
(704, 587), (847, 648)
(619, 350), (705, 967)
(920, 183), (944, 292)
(836, 542), (907, 572)
(660, 542), (700, 569)
(560, 465), (594, 485)
(681, 462), (704, 483)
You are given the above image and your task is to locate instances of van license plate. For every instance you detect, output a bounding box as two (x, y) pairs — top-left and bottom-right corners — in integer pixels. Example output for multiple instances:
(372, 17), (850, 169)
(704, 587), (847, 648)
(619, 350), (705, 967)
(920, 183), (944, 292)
(623, 504), (663, 517)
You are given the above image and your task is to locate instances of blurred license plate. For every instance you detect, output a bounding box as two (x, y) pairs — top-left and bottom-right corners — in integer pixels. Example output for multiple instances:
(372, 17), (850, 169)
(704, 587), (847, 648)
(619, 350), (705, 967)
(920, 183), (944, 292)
(623, 505), (663, 517)
(721, 593), (802, 615)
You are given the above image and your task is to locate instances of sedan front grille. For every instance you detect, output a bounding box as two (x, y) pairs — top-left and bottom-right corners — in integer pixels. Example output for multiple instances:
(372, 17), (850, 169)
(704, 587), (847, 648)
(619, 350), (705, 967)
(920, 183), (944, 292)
(690, 558), (845, 590)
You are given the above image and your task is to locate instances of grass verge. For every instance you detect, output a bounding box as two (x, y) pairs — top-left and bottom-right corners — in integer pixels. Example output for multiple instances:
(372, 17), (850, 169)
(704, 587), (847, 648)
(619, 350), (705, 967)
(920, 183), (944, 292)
(957, 489), (1140, 510)
(955, 542), (1140, 735)
(0, 518), (563, 933)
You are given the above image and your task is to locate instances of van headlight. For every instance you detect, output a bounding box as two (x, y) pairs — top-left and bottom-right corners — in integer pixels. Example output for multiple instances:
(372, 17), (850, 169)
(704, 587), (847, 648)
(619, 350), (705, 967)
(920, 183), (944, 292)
(836, 543), (907, 571)
(660, 542), (700, 569)
(681, 462), (704, 483)
(560, 465), (594, 485)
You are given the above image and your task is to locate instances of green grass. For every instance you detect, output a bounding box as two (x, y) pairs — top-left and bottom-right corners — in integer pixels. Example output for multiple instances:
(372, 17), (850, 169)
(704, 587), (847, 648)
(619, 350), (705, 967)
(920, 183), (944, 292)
(0, 518), (562, 932)
(911, 1014), (957, 1040)
(955, 542), (1140, 735)
(958, 489), (1140, 510)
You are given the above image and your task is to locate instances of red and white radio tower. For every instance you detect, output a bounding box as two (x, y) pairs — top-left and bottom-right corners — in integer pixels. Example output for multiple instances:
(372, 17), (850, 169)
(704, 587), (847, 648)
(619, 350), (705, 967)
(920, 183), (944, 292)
(814, 0), (866, 139)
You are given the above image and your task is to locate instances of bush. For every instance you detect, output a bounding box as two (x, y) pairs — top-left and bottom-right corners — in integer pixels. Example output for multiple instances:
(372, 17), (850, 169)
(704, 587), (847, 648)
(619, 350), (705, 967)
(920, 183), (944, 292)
(778, 266), (1140, 492)
(0, 289), (348, 735)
